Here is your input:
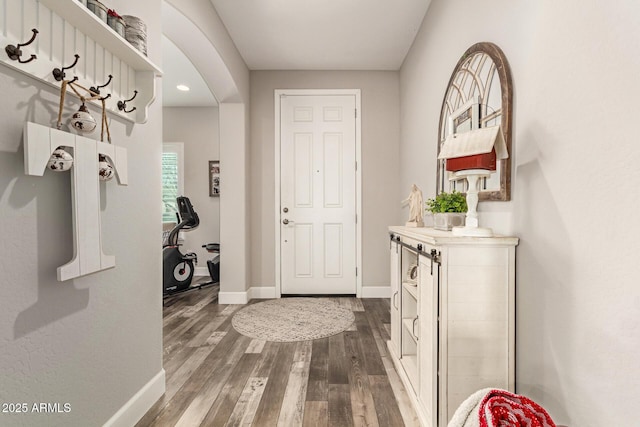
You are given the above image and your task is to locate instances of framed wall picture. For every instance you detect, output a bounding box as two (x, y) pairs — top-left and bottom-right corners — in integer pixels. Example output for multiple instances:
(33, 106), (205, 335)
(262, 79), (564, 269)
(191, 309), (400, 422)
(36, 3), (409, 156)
(209, 160), (220, 197)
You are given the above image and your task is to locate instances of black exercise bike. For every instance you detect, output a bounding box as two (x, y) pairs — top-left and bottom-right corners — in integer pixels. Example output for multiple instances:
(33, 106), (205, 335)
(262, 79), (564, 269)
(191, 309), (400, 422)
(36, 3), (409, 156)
(162, 196), (218, 296)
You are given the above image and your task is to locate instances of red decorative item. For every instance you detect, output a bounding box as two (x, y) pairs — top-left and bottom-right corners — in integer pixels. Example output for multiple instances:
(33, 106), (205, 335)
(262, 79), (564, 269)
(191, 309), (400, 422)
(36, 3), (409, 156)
(478, 389), (556, 427)
(107, 9), (126, 38)
(446, 149), (497, 172)
(107, 9), (122, 18)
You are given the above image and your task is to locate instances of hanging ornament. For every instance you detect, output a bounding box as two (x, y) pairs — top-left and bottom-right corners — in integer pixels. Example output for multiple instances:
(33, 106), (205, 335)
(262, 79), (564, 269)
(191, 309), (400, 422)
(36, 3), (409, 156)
(70, 103), (97, 134)
(98, 154), (114, 181)
(47, 147), (74, 172)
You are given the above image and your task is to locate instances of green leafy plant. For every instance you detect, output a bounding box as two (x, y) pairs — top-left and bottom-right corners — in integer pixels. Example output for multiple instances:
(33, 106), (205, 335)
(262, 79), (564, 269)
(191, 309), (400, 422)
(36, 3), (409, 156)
(425, 191), (468, 213)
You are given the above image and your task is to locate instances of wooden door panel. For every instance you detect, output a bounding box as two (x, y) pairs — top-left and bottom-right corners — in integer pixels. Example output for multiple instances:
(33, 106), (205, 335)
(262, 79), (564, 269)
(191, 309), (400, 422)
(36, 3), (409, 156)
(293, 224), (313, 278)
(294, 133), (314, 208)
(323, 133), (344, 208)
(323, 223), (343, 278)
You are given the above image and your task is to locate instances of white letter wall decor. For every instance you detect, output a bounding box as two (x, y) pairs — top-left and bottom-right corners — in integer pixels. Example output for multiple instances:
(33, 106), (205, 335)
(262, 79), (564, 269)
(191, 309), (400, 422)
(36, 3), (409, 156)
(24, 122), (128, 281)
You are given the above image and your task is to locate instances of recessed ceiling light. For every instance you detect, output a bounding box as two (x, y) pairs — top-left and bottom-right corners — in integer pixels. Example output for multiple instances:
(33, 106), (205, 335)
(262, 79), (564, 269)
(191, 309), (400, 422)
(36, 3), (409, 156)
(176, 84), (190, 91)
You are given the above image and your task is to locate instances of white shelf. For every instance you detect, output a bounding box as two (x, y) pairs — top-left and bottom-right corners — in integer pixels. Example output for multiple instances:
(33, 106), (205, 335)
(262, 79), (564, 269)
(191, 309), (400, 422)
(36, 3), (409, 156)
(39, 0), (162, 74)
(0, 0), (160, 123)
(402, 318), (418, 342)
(403, 282), (418, 299)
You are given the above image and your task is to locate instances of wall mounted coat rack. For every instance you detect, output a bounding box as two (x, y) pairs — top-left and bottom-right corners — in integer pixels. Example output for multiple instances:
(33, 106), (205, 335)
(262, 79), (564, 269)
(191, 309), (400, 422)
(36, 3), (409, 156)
(4, 28), (38, 63)
(52, 53), (80, 81)
(118, 90), (137, 113)
(0, 0), (162, 124)
(90, 74), (112, 95)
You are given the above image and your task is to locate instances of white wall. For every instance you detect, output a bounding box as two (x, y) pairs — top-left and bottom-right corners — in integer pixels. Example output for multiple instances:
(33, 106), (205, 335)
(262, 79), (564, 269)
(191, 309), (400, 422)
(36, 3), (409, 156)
(165, 0), (249, 104)
(250, 71), (401, 290)
(0, 1), (164, 425)
(219, 103), (250, 301)
(401, 1), (640, 425)
(163, 107), (220, 272)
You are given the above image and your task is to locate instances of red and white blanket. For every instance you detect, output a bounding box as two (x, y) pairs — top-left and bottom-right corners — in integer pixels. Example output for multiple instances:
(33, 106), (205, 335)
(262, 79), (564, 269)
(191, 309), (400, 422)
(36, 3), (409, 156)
(448, 388), (556, 427)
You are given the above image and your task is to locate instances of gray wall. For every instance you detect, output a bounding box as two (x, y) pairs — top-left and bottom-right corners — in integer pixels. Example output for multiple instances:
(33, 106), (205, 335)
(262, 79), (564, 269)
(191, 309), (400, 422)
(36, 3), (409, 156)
(163, 107), (220, 271)
(249, 71), (401, 289)
(0, 1), (163, 425)
(400, 0), (640, 425)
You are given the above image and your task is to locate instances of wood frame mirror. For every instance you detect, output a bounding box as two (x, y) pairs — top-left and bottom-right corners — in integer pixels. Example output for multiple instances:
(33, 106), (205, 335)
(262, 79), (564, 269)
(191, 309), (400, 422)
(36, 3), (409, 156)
(436, 42), (513, 201)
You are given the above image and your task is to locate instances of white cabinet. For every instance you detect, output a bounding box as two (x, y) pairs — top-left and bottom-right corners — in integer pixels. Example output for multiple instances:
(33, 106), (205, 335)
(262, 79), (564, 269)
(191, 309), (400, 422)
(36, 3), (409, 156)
(389, 237), (402, 356)
(400, 267), (418, 393)
(387, 226), (518, 427)
(418, 251), (438, 425)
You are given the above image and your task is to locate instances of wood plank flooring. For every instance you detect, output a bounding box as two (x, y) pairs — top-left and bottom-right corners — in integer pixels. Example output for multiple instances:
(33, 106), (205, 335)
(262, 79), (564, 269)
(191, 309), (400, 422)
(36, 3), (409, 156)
(138, 285), (418, 427)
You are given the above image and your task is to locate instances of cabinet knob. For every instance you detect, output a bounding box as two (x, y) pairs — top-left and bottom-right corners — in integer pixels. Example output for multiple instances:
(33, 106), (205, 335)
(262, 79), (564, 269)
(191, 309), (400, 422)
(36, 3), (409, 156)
(417, 243), (423, 251)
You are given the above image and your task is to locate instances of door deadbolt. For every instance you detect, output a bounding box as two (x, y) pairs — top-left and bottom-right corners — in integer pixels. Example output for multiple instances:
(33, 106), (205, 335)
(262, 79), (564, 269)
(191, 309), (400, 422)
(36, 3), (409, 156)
(283, 207), (289, 213)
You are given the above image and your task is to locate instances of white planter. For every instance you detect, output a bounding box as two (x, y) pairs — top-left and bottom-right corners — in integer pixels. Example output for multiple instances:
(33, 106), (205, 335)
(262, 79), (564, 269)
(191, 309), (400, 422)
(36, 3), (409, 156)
(432, 213), (466, 231)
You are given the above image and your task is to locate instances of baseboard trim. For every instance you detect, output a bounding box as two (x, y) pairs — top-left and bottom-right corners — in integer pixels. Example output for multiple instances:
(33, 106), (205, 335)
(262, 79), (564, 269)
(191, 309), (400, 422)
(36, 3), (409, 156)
(361, 286), (391, 298)
(194, 266), (209, 277)
(219, 291), (249, 304)
(103, 369), (165, 427)
(219, 288), (276, 303)
(219, 286), (384, 303)
(249, 286), (277, 300)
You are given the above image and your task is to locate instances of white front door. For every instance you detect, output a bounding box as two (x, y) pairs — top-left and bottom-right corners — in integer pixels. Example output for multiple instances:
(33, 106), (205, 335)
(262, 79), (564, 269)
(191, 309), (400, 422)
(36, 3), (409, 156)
(279, 93), (357, 295)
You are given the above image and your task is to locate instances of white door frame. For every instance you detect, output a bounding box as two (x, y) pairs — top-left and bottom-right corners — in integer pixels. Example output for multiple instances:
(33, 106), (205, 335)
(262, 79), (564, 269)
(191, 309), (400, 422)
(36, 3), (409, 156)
(274, 89), (362, 298)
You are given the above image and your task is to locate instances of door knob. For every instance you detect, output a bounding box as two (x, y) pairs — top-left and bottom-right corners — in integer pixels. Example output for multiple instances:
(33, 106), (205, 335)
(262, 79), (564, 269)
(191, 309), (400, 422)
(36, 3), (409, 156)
(282, 219), (289, 225)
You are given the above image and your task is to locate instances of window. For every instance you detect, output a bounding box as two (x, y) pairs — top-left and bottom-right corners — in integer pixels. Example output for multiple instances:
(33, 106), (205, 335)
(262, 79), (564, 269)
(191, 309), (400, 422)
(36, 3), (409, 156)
(162, 143), (184, 223)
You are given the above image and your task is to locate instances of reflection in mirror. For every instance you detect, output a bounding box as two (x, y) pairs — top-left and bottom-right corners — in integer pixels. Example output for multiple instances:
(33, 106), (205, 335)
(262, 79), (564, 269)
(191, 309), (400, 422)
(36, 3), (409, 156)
(446, 98), (479, 192)
(437, 42), (513, 201)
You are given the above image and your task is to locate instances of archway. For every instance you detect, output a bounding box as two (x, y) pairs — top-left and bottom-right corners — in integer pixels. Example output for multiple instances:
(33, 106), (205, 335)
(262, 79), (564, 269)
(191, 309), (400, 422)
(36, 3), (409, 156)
(162, 1), (250, 303)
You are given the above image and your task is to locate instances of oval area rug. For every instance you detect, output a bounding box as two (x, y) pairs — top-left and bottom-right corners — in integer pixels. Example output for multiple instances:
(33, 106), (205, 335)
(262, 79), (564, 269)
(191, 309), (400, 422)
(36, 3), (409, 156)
(231, 298), (355, 342)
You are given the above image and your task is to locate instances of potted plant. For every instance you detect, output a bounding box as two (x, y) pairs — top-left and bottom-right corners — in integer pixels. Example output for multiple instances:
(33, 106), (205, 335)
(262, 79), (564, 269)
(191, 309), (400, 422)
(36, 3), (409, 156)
(425, 191), (467, 231)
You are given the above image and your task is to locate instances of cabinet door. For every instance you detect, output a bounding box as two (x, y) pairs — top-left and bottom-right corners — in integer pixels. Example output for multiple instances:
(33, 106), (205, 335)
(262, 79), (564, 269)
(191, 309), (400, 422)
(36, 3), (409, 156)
(389, 239), (401, 355)
(418, 254), (438, 427)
